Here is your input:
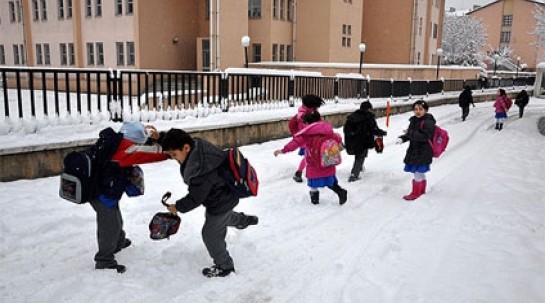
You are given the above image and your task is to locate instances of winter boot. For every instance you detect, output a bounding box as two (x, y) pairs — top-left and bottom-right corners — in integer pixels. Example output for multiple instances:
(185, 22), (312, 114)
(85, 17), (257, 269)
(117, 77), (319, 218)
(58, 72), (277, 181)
(495, 123), (500, 130)
(202, 265), (235, 278)
(95, 263), (126, 274)
(403, 180), (424, 201)
(420, 180), (427, 195)
(348, 174), (360, 182)
(310, 191), (319, 205)
(114, 238), (132, 254)
(293, 171), (303, 183)
(235, 212), (259, 229)
(499, 123), (503, 130)
(329, 183), (348, 205)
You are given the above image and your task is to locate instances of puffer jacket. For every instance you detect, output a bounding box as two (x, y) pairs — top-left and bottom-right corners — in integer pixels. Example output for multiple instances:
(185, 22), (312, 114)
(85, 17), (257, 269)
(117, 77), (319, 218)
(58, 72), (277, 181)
(399, 113), (436, 166)
(458, 88), (474, 107)
(174, 138), (239, 215)
(343, 110), (386, 155)
(493, 96), (511, 113)
(282, 121), (342, 179)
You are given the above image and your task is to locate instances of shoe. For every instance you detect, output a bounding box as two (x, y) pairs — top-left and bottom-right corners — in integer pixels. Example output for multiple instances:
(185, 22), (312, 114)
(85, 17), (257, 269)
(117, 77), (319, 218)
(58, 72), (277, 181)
(114, 238), (132, 254)
(348, 174), (360, 182)
(95, 263), (126, 274)
(337, 188), (348, 205)
(293, 171), (303, 183)
(235, 213), (259, 229)
(202, 265), (235, 278)
(310, 191), (319, 205)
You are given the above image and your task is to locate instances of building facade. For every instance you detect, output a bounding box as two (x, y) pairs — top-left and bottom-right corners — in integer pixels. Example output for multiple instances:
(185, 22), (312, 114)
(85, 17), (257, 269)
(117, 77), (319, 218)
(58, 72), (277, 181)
(0, 0), (444, 71)
(467, 0), (544, 70)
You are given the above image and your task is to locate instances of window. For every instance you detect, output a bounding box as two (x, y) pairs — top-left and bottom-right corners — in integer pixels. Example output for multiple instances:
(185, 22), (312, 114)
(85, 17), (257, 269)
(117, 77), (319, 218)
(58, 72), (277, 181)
(419, 17), (422, 35)
(115, 0), (122, 15)
(87, 43), (94, 65)
(342, 37), (347, 47)
(19, 44), (25, 64)
(342, 24), (352, 47)
(252, 43), (261, 62)
(0, 45), (5, 65)
(502, 15), (512, 27)
(85, 0), (91, 17)
(287, 45), (293, 61)
(9, 2), (16, 22)
(96, 0), (102, 17)
(127, 42), (135, 66)
(67, 0), (72, 18)
(44, 44), (50, 64)
(273, 0), (277, 18)
(58, 0), (64, 19)
(432, 23), (438, 39)
(126, 0), (134, 14)
(202, 39), (210, 71)
(17, 1), (23, 22)
(36, 44), (43, 65)
(280, 0), (284, 19)
(41, 0), (47, 20)
(116, 42), (124, 65)
(13, 45), (20, 65)
(205, 0), (210, 20)
(68, 43), (75, 65)
(342, 24), (347, 35)
(60, 43), (67, 65)
(272, 44), (278, 61)
(500, 31), (511, 43)
(279, 44), (285, 61)
(96, 42), (104, 65)
(248, 0), (261, 18)
(287, 0), (293, 21)
(33, 0), (39, 21)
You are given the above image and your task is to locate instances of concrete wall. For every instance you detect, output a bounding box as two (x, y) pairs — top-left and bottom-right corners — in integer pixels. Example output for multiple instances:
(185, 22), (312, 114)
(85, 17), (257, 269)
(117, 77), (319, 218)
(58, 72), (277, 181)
(0, 90), (524, 182)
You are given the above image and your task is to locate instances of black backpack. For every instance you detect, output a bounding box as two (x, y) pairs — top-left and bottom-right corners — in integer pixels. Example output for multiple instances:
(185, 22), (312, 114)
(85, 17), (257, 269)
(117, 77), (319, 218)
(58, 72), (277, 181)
(59, 127), (123, 204)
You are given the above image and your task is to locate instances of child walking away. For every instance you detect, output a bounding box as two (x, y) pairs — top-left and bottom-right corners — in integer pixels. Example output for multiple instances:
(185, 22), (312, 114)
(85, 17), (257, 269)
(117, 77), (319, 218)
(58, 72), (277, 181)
(289, 94), (325, 183)
(458, 85), (475, 121)
(275, 111), (347, 205)
(514, 90), (529, 118)
(396, 100), (436, 201)
(493, 88), (512, 130)
(159, 129), (258, 278)
(92, 122), (169, 273)
(343, 101), (387, 182)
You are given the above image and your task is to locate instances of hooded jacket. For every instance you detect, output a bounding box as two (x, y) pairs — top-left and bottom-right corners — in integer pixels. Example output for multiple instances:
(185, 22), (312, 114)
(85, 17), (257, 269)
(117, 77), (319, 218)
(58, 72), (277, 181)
(343, 109), (386, 155)
(458, 87), (474, 107)
(399, 113), (436, 166)
(174, 138), (239, 215)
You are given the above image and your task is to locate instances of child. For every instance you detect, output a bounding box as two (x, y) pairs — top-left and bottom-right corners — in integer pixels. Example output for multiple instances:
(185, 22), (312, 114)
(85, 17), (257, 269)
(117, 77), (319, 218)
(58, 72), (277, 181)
(493, 88), (512, 130)
(92, 122), (169, 273)
(275, 111), (347, 205)
(458, 85), (475, 121)
(290, 94), (325, 183)
(343, 101), (387, 182)
(396, 100), (436, 201)
(514, 89), (529, 118)
(159, 128), (258, 278)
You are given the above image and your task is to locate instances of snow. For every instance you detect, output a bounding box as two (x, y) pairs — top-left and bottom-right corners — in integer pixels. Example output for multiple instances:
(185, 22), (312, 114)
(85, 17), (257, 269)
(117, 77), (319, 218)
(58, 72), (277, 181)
(1, 96), (545, 303)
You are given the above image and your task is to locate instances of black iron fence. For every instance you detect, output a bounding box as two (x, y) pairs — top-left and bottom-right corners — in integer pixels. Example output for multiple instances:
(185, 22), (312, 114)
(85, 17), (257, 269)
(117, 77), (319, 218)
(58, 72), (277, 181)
(0, 66), (536, 122)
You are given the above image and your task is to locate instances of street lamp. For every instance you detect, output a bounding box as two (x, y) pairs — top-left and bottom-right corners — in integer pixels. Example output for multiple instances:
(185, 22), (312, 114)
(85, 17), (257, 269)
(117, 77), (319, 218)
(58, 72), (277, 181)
(358, 43), (366, 74)
(516, 56), (521, 78)
(436, 48), (443, 79)
(493, 53), (500, 76)
(241, 35), (251, 68)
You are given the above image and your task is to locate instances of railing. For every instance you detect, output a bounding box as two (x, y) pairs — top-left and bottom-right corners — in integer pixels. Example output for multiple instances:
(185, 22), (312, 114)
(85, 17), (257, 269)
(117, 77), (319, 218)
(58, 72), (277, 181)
(0, 66), (536, 130)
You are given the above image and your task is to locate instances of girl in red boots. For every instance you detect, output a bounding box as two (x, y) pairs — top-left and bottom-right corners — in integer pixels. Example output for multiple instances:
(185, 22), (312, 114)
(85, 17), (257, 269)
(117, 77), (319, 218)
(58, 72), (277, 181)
(396, 100), (436, 201)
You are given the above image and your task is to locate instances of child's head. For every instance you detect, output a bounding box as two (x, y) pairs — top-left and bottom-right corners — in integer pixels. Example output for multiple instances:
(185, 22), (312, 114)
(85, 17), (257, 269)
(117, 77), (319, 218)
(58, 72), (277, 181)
(160, 128), (195, 164)
(498, 88), (506, 96)
(302, 95), (325, 109)
(119, 121), (148, 144)
(302, 111), (321, 124)
(360, 101), (373, 111)
(412, 100), (428, 118)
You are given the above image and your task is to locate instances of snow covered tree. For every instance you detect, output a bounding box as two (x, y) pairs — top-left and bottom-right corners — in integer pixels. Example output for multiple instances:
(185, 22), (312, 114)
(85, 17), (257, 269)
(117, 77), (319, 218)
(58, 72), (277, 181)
(533, 3), (545, 61)
(441, 14), (488, 65)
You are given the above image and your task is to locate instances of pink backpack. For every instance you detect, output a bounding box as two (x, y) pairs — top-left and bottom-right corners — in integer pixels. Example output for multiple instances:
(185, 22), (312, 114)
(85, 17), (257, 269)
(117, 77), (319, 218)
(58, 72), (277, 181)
(307, 135), (342, 167)
(421, 121), (449, 158)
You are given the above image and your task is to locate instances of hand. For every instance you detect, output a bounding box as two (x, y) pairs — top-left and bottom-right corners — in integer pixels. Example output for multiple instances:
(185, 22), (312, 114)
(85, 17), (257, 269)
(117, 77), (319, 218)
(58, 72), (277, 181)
(396, 138), (403, 144)
(273, 150), (283, 157)
(144, 125), (160, 140)
(382, 131), (387, 136)
(166, 204), (177, 214)
(403, 129), (408, 134)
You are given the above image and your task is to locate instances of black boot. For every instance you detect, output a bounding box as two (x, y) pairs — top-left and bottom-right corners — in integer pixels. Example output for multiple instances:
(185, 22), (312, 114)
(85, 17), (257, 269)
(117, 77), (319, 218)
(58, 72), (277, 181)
(310, 191), (319, 205)
(495, 123), (500, 130)
(499, 123), (503, 130)
(235, 212), (259, 229)
(329, 183), (348, 205)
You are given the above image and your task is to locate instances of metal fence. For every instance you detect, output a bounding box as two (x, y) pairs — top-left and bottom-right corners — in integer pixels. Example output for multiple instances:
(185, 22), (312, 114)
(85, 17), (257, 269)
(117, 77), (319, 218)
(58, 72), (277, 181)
(0, 66), (536, 122)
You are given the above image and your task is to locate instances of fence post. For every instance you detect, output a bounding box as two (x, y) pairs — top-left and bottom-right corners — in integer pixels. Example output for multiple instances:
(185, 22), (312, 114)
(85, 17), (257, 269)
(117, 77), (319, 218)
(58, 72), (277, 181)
(441, 77), (445, 95)
(390, 78), (394, 100)
(408, 77), (412, 100)
(109, 68), (122, 122)
(334, 77), (339, 104)
(366, 75), (371, 101)
(288, 74), (295, 107)
(220, 72), (229, 112)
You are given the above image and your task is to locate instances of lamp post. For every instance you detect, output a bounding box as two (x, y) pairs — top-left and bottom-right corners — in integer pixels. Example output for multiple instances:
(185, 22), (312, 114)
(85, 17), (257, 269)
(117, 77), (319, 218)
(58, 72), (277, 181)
(358, 43), (366, 74)
(436, 48), (443, 79)
(241, 35), (251, 68)
(516, 56), (521, 78)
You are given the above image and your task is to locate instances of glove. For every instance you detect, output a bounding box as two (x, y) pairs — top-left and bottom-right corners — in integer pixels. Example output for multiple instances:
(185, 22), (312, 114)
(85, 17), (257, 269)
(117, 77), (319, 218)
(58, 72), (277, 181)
(396, 138), (403, 144)
(382, 131), (387, 136)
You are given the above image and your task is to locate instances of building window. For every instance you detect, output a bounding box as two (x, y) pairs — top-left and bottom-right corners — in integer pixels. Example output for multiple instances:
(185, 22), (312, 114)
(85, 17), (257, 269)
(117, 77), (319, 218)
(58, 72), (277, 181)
(58, 0), (64, 19)
(67, 0), (72, 18)
(116, 42), (124, 66)
(126, 0), (134, 15)
(32, 0), (39, 21)
(500, 31), (511, 43)
(41, 0), (47, 20)
(44, 43), (50, 64)
(342, 24), (352, 47)
(115, 0), (123, 15)
(96, 42), (104, 65)
(13, 45), (20, 65)
(252, 43), (261, 62)
(432, 23), (438, 39)
(9, 2), (17, 22)
(17, 1), (23, 22)
(60, 43), (67, 65)
(502, 15), (512, 27)
(20, 44), (25, 64)
(87, 43), (94, 65)
(272, 44), (278, 61)
(36, 44), (43, 65)
(419, 17), (422, 35)
(287, 0), (293, 21)
(273, 0), (278, 18)
(96, 0), (102, 17)
(202, 39), (210, 71)
(280, 0), (285, 19)
(85, 0), (91, 17)
(0, 45), (5, 65)
(248, 0), (261, 18)
(279, 44), (285, 61)
(127, 42), (135, 66)
(287, 45), (293, 61)
(68, 43), (75, 65)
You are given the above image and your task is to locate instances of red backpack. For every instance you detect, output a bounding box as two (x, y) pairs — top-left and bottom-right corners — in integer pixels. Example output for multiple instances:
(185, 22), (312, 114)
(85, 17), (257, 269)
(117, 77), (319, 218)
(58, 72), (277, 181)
(221, 147), (259, 198)
(421, 121), (449, 158)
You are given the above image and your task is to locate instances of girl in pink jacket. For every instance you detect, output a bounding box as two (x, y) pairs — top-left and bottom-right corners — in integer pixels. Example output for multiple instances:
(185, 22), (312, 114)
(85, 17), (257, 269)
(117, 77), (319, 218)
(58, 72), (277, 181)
(493, 88), (512, 130)
(275, 111), (347, 205)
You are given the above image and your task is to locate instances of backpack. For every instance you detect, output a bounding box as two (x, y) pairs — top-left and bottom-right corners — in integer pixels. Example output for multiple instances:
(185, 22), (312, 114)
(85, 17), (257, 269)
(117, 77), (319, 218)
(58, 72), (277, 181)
(221, 147), (259, 198)
(504, 97), (512, 111)
(420, 121), (449, 158)
(149, 192), (181, 240)
(308, 136), (342, 167)
(288, 114), (299, 135)
(59, 127), (122, 204)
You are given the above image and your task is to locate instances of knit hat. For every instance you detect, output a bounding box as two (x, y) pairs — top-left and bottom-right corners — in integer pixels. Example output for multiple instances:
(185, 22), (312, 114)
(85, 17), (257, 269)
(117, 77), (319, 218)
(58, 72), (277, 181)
(360, 101), (373, 111)
(119, 121), (148, 144)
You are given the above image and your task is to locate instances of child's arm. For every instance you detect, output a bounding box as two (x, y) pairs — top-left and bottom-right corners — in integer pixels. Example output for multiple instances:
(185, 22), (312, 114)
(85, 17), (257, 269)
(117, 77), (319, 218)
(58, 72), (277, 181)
(274, 137), (302, 156)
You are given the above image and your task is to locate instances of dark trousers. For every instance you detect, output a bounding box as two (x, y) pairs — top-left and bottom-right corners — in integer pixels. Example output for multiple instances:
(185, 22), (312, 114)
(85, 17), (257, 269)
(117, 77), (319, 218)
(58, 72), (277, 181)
(90, 199), (126, 267)
(202, 211), (244, 270)
(518, 106), (525, 118)
(461, 106), (470, 121)
(350, 149), (368, 177)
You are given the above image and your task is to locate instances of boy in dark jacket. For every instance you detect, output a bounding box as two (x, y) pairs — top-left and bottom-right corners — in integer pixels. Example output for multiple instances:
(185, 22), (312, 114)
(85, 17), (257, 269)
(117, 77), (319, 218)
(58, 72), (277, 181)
(343, 101), (387, 182)
(515, 90), (529, 118)
(159, 128), (258, 278)
(458, 85), (475, 121)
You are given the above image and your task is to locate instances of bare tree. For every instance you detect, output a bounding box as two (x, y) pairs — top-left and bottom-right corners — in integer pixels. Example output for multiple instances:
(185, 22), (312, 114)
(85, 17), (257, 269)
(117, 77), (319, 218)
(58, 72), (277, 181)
(441, 14), (488, 66)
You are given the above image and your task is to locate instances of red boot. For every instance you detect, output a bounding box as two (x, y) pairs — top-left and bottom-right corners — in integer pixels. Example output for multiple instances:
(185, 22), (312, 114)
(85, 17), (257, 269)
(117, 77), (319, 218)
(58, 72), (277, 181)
(421, 180), (427, 194)
(403, 180), (424, 201)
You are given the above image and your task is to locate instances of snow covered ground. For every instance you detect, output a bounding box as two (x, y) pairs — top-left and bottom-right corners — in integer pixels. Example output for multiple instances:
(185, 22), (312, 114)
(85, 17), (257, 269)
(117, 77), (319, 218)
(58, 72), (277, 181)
(1, 97), (545, 303)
